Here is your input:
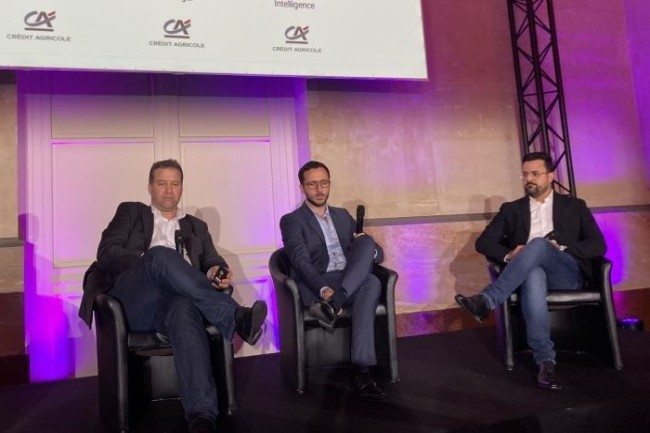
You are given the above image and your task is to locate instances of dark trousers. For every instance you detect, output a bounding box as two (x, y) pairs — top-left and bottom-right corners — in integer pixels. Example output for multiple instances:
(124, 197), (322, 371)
(109, 246), (238, 420)
(301, 235), (381, 366)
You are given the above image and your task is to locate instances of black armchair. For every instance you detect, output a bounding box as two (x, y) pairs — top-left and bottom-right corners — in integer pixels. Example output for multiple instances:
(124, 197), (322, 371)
(94, 292), (236, 432)
(490, 257), (623, 371)
(268, 247), (399, 393)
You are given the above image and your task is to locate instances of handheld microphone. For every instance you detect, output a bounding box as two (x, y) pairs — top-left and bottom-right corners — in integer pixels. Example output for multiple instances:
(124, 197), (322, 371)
(174, 229), (184, 255)
(355, 205), (365, 234)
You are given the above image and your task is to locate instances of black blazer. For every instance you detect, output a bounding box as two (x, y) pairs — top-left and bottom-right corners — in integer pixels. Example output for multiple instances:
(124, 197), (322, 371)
(475, 192), (606, 279)
(279, 202), (384, 300)
(79, 201), (228, 327)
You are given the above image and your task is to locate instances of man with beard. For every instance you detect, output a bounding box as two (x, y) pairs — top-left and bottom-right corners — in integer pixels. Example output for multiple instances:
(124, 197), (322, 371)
(79, 159), (267, 433)
(279, 160), (387, 400)
(455, 152), (606, 390)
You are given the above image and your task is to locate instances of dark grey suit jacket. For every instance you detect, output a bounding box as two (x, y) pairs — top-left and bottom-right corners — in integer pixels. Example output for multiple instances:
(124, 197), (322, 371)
(79, 201), (227, 327)
(475, 192), (606, 279)
(279, 202), (384, 301)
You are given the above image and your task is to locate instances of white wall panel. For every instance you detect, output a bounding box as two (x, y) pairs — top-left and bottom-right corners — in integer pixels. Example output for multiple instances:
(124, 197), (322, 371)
(51, 95), (154, 139)
(51, 141), (154, 266)
(181, 140), (276, 252)
(179, 97), (270, 137)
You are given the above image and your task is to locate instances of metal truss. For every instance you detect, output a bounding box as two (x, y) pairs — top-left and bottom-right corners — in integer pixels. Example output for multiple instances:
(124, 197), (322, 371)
(507, 0), (576, 196)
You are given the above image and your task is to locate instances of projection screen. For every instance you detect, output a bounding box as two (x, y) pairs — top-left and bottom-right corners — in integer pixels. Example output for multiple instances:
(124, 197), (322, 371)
(1, 0), (428, 79)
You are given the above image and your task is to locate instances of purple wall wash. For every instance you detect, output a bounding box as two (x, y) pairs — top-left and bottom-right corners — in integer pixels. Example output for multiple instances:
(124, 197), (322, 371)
(625, 0), (650, 187)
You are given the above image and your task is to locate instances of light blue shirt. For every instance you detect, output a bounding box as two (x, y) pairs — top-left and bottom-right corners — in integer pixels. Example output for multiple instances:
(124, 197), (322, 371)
(312, 206), (347, 272)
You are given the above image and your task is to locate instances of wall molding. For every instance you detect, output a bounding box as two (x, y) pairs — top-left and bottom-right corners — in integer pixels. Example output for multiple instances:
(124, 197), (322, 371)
(366, 204), (650, 227)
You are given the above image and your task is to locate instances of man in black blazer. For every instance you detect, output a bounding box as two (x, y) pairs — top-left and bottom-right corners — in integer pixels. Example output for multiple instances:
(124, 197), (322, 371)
(455, 152), (606, 391)
(280, 160), (387, 400)
(79, 159), (267, 433)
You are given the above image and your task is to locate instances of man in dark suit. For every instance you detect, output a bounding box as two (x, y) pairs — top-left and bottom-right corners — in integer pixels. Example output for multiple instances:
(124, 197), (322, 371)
(280, 160), (387, 400)
(79, 159), (267, 433)
(455, 152), (606, 390)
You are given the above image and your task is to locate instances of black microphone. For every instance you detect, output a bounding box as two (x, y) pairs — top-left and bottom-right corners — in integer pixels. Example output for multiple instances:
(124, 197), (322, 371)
(355, 205), (365, 234)
(174, 229), (184, 255)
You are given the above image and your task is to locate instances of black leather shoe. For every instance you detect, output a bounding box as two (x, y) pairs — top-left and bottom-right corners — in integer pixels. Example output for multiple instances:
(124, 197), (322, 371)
(308, 300), (338, 330)
(454, 294), (490, 323)
(235, 300), (267, 345)
(537, 361), (562, 391)
(189, 417), (216, 433)
(351, 371), (387, 401)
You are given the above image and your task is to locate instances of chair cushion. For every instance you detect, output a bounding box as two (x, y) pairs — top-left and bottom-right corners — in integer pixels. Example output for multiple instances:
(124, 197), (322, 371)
(128, 324), (225, 354)
(128, 331), (171, 350)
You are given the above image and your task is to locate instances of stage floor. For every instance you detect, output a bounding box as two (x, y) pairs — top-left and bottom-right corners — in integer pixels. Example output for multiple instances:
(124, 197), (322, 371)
(1, 328), (649, 433)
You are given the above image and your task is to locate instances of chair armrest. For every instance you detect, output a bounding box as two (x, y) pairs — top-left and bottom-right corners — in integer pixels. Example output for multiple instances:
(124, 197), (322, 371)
(94, 293), (129, 343)
(589, 257), (612, 294)
(591, 258), (617, 316)
(272, 271), (304, 322)
(93, 292), (130, 418)
(372, 264), (398, 311)
(269, 250), (305, 324)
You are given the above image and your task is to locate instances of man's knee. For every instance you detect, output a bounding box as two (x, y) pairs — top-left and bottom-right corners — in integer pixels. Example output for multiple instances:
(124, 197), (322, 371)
(526, 237), (554, 255)
(351, 234), (375, 256)
(146, 245), (177, 261)
(145, 246), (189, 275)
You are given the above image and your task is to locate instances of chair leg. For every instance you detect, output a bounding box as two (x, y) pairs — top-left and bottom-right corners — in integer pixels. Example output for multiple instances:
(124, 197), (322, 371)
(386, 316), (400, 382)
(602, 305), (623, 370)
(373, 314), (399, 382)
(495, 301), (515, 370)
(504, 302), (515, 371)
(211, 336), (237, 415)
(279, 317), (307, 394)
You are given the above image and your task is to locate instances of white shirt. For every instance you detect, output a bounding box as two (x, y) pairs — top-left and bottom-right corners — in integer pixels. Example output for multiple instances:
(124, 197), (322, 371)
(527, 193), (554, 243)
(149, 205), (190, 264)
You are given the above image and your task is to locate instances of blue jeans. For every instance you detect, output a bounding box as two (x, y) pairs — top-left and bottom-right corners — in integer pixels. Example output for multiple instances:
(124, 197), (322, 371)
(481, 238), (583, 365)
(109, 246), (239, 420)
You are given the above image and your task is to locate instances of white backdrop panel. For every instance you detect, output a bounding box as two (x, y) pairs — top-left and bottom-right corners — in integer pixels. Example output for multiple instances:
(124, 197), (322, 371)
(52, 95), (154, 139)
(181, 140), (276, 253)
(179, 97), (270, 137)
(51, 142), (154, 265)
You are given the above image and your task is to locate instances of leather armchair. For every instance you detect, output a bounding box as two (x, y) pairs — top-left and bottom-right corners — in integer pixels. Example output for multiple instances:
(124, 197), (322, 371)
(94, 292), (236, 432)
(490, 257), (623, 371)
(268, 247), (400, 394)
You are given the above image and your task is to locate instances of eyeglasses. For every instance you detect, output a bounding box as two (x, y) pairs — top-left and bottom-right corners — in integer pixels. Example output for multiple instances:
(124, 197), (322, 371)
(303, 180), (331, 190)
(520, 171), (550, 180)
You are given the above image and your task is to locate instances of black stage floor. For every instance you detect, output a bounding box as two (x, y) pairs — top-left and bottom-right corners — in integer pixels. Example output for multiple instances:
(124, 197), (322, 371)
(1, 328), (649, 433)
